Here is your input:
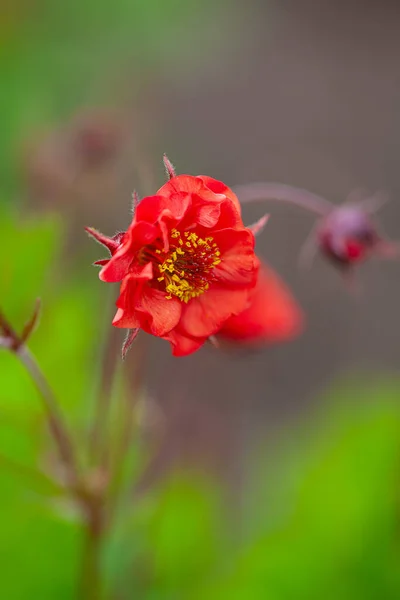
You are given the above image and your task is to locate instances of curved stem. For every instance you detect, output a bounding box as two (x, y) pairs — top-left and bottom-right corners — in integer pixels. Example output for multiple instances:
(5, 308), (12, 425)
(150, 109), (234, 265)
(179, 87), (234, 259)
(0, 451), (63, 493)
(17, 346), (79, 487)
(1, 309), (107, 597)
(233, 182), (333, 215)
(79, 500), (104, 600)
(19, 347), (105, 598)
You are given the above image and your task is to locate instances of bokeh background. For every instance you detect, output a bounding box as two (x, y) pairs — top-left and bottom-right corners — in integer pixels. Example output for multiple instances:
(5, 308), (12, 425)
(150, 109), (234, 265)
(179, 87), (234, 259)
(2, 0), (400, 597)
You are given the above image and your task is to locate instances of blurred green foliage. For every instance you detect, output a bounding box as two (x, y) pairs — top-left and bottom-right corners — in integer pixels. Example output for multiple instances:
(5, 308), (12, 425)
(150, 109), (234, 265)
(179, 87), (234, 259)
(99, 381), (400, 600)
(0, 210), (82, 598)
(199, 383), (400, 600)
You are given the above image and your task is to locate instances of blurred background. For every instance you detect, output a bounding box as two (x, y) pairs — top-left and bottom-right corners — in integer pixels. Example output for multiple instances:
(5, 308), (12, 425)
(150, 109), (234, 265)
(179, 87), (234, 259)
(2, 0), (400, 597)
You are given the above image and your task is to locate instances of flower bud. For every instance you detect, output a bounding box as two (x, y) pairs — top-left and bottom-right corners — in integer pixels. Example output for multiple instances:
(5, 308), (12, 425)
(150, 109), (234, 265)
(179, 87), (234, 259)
(316, 203), (398, 267)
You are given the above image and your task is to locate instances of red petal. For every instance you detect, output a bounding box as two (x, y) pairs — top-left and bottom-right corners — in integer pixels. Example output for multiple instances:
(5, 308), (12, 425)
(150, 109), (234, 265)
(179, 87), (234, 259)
(180, 285), (250, 339)
(135, 289), (182, 336)
(198, 176), (242, 216)
(158, 175), (209, 197)
(194, 195), (223, 228)
(126, 261), (154, 281)
(129, 221), (160, 247)
(163, 329), (206, 357)
(112, 266), (153, 329)
(217, 263), (303, 345)
(214, 198), (243, 229)
(135, 192), (191, 227)
(99, 223), (158, 283)
(112, 307), (141, 330)
(212, 228), (258, 287)
(158, 175), (228, 229)
(110, 261), (153, 297)
(135, 192), (192, 251)
(113, 274), (181, 337)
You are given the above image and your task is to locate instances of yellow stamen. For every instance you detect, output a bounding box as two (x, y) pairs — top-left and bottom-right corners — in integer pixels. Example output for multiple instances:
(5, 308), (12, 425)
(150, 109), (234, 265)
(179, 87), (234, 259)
(156, 228), (221, 303)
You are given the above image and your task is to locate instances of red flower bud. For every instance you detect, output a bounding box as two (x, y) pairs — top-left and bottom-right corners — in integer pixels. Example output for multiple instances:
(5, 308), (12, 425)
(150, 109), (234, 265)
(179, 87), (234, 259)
(315, 200), (398, 268)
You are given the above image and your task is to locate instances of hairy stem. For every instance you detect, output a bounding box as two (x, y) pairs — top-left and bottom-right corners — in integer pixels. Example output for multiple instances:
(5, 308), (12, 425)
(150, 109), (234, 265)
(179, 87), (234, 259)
(1, 309), (107, 597)
(17, 346), (79, 487)
(19, 347), (107, 597)
(20, 346), (106, 598)
(233, 182), (333, 215)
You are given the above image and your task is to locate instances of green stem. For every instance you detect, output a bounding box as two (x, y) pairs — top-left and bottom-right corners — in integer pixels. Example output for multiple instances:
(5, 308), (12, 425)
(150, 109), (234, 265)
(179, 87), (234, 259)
(79, 502), (104, 600)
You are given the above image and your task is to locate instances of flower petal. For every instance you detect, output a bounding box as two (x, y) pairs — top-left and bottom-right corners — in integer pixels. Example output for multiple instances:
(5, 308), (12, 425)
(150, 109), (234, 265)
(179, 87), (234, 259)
(99, 223), (158, 283)
(193, 195), (223, 228)
(135, 191), (193, 251)
(112, 307), (141, 329)
(112, 267), (153, 329)
(158, 175), (227, 229)
(114, 275), (182, 337)
(198, 175), (242, 216)
(216, 263), (303, 345)
(212, 228), (258, 287)
(136, 289), (182, 336)
(135, 193), (191, 226)
(180, 285), (250, 339)
(158, 175), (211, 197)
(213, 198), (243, 229)
(163, 329), (206, 357)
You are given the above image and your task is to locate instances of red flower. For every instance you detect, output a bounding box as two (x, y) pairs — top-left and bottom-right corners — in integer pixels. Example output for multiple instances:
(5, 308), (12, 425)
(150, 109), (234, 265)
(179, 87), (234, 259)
(86, 158), (302, 356)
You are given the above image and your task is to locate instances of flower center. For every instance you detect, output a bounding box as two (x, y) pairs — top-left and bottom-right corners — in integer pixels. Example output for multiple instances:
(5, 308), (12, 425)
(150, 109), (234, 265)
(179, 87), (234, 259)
(154, 228), (221, 302)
